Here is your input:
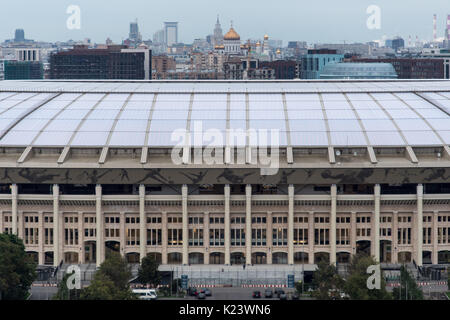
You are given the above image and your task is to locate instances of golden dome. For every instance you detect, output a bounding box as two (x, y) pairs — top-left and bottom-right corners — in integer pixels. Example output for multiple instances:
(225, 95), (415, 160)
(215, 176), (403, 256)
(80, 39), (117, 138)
(256, 41), (261, 47)
(264, 34), (269, 40)
(224, 27), (240, 40)
(276, 48), (281, 54)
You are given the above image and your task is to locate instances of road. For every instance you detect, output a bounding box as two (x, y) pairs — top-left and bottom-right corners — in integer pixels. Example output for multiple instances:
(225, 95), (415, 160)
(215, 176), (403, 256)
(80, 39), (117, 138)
(182, 287), (296, 300)
(30, 286), (58, 300)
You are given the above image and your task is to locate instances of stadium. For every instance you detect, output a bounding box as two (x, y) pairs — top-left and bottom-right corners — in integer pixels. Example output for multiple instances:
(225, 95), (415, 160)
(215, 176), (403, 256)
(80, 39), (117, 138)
(0, 79), (449, 276)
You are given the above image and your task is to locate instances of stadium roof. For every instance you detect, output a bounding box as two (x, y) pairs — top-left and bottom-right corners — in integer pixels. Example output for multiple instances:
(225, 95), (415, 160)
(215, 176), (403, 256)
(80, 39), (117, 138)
(1, 80), (450, 150)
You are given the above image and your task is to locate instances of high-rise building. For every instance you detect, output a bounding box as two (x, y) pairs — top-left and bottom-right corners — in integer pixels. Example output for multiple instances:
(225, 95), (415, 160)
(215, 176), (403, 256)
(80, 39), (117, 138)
(129, 19), (142, 43)
(391, 37), (405, 51)
(50, 45), (151, 80)
(213, 15), (223, 46)
(14, 29), (25, 42)
(164, 22), (178, 46)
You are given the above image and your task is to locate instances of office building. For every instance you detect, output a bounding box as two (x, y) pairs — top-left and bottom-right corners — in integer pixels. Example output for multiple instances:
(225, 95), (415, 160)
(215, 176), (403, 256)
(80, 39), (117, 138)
(300, 49), (344, 79)
(164, 22), (178, 46)
(1, 60), (43, 79)
(50, 45), (151, 80)
(352, 57), (448, 79)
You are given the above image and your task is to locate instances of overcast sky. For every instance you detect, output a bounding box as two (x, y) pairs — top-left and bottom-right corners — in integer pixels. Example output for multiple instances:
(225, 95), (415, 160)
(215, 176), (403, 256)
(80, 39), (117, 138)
(2, 0), (449, 44)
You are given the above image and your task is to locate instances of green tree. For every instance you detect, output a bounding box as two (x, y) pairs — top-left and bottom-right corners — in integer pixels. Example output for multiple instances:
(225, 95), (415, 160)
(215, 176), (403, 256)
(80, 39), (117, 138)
(392, 266), (423, 300)
(0, 233), (36, 300)
(98, 251), (131, 291)
(137, 254), (161, 287)
(79, 252), (136, 300)
(312, 261), (344, 300)
(80, 273), (119, 300)
(343, 254), (391, 300)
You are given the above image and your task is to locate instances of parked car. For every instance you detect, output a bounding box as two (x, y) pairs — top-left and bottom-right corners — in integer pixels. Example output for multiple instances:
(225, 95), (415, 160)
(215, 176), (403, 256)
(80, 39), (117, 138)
(197, 292), (206, 299)
(132, 289), (157, 300)
(277, 289), (286, 299)
(279, 292), (287, 300)
(292, 292), (300, 300)
(252, 291), (261, 298)
(274, 288), (282, 296)
(264, 289), (273, 298)
(202, 288), (212, 296)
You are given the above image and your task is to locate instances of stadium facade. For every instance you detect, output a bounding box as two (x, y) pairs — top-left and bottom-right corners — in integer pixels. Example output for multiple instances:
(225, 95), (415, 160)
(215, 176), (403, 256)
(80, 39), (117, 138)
(0, 80), (449, 268)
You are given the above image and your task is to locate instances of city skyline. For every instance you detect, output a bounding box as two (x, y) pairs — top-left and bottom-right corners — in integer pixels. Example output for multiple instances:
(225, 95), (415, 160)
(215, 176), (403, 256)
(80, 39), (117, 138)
(2, 0), (450, 44)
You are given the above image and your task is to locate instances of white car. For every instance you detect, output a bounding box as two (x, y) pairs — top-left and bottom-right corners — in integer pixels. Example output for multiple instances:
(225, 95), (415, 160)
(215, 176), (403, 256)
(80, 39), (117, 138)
(132, 289), (158, 300)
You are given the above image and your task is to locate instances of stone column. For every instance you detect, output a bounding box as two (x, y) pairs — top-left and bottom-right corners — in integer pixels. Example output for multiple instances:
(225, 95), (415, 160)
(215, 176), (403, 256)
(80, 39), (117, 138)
(0, 210), (3, 233)
(288, 184), (294, 265)
(78, 212), (84, 263)
(53, 184), (61, 267)
(330, 184), (337, 265)
(120, 212), (126, 258)
(38, 211), (44, 265)
(245, 184), (252, 265)
(224, 184), (231, 265)
(95, 184), (103, 267)
(308, 211), (314, 264)
(267, 211), (272, 265)
(18, 210), (23, 240)
(374, 184), (381, 262)
(416, 184), (423, 266)
(204, 211), (210, 265)
(139, 185), (146, 261)
(161, 211), (168, 264)
(351, 211), (357, 256)
(392, 211), (398, 263)
(11, 184), (18, 235)
(182, 184), (188, 265)
(432, 211), (438, 264)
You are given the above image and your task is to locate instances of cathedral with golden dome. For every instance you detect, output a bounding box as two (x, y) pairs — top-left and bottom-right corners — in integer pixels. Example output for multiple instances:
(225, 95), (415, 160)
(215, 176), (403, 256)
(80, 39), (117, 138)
(222, 22), (242, 55)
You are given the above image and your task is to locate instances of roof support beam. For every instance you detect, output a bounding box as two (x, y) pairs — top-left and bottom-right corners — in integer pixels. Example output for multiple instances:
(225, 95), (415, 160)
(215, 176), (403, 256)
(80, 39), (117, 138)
(17, 146), (33, 164)
(182, 146), (190, 164)
(443, 145), (450, 160)
(367, 146), (378, 164)
(98, 147), (109, 164)
(225, 146), (232, 164)
(140, 147), (148, 164)
(246, 146), (252, 164)
(328, 147), (336, 164)
(405, 146), (419, 164)
(415, 92), (450, 117)
(287, 147), (293, 164)
(57, 146), (71, 164)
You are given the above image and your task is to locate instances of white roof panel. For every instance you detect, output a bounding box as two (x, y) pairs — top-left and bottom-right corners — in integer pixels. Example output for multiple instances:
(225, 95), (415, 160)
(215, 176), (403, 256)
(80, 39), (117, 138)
(0, 80), (449, 148)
